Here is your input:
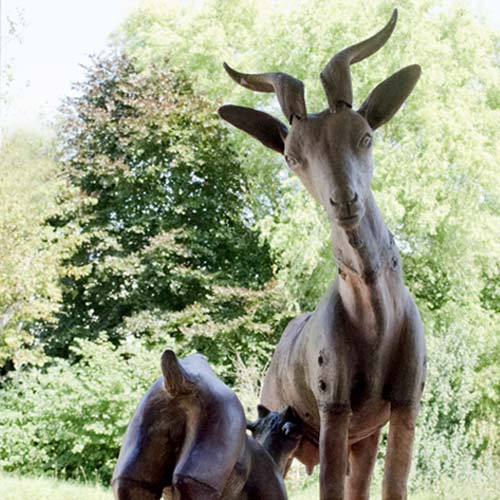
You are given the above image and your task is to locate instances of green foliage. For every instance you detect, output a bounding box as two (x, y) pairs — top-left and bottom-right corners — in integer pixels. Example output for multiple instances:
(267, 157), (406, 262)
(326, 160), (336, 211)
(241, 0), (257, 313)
(0, 337), (158, 483)
(413, 306), (488, 482)
(44, 52), (273, 357)
(116, 0), (500, 483)
(0, 134), (61, 369)
(115, 282), (292, 382)
(0, 299), (290, 483)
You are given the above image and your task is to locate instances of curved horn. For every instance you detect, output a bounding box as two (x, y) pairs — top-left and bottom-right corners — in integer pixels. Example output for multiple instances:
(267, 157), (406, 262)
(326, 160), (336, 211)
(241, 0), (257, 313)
(320, 9), (398, 111)
(223, 62), (307, 123)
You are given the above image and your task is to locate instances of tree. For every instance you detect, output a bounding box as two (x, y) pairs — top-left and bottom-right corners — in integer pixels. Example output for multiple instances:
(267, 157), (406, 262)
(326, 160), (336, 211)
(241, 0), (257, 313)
(44, 51), (275, 365)
(0, 133), (61, 370)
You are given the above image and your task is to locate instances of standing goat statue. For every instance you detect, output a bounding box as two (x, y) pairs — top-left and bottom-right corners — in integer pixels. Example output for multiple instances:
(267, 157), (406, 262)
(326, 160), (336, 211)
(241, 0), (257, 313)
(219, 9), (426, 500)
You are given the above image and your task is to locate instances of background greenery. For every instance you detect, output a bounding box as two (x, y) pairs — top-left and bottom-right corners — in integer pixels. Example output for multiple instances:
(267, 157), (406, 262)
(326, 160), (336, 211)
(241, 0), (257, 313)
(0, 0), (499, 495)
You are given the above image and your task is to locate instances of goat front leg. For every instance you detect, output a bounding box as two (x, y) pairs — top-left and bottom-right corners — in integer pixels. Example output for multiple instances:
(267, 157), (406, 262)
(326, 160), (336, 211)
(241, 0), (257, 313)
(319, 408), (350, 500)
(382, 404), (418, 500)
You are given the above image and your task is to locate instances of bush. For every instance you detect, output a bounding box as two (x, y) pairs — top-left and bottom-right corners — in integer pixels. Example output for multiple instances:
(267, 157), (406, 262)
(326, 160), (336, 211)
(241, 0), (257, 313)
(0, 338), (159, 483)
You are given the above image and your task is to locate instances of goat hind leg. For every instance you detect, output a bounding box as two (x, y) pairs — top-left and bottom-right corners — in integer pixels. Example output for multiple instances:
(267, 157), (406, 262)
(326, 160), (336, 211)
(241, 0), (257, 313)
(112, 478), (160, 500)
(382, 404), (418, 500)
(346, 429), (381, 500)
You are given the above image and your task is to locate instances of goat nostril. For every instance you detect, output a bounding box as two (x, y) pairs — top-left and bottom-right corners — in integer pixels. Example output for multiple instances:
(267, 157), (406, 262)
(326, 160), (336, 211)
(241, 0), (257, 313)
(330, 191), (357, 207)
(348, 192), (358, 205)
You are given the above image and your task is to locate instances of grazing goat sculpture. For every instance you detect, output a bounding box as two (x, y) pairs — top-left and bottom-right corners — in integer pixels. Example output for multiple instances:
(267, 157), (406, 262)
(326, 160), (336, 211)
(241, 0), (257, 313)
(112, 349), (304, 500)
(219, 9), (426, 500)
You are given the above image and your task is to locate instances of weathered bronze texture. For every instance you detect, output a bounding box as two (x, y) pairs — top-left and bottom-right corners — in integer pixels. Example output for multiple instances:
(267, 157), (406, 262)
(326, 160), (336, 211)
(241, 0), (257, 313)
(112, 350), (303, 500)
(219, 9), (426, 500)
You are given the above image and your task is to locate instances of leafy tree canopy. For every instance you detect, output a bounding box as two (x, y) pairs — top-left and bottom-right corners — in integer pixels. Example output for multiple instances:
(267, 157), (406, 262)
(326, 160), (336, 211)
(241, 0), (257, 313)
(117, 0), (500, 312)
(0, 134), (61, 369)
(45, 52), (274, 359)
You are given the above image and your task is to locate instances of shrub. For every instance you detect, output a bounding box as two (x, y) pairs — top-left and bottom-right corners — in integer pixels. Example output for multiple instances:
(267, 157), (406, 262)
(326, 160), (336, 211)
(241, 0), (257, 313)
(0, 338), (159, 483)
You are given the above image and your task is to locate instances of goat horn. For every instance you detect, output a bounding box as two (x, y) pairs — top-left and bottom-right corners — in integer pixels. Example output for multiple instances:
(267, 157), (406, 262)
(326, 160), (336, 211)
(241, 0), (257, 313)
(321, 9), (398, 111)
(223, 62), (307, 123)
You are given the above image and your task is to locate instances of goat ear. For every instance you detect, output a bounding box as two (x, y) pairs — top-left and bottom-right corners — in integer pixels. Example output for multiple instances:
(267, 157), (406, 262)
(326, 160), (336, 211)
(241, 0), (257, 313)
(257, 404), (271, 419)
(358, 65), (421, 130)
(218, 105), (288, 154)
(282, 406), (300, 423)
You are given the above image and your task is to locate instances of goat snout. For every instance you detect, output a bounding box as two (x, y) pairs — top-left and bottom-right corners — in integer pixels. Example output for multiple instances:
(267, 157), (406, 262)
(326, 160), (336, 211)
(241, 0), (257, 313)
(329, 187), (357, 207)
(329, 189), (364, 227)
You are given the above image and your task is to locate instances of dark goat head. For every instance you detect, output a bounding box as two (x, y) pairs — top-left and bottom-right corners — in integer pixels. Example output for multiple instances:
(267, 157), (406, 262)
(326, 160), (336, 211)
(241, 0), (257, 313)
(247, 405), (304, 475)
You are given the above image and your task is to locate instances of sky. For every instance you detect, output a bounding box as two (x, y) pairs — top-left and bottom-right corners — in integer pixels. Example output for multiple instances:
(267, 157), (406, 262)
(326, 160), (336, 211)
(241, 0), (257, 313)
(1, 0), (141, 132)
(1, 0), (500, 133)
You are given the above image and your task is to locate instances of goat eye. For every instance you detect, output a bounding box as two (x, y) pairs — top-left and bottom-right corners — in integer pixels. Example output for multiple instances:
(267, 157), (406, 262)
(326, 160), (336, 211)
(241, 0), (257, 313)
(358, 133), (373, 149)
(285, 155), (300, 170)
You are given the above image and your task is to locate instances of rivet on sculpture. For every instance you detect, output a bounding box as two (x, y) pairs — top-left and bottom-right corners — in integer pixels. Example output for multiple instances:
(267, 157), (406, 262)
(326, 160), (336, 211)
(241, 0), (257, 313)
(219, 9), (427, 500)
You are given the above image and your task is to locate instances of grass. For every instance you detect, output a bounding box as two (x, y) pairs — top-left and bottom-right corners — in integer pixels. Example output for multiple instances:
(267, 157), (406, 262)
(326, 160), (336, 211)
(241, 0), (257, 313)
(0, 472), (110, 500)
(289, 471), (500, 500)
(1, 470), (499, 499)
(291, 482), (500, 500)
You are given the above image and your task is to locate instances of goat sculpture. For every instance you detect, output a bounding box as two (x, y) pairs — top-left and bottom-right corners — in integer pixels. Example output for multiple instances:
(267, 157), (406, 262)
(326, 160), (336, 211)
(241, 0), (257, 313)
(219, 9), (426, 500)
(112, 349), (304, 500)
